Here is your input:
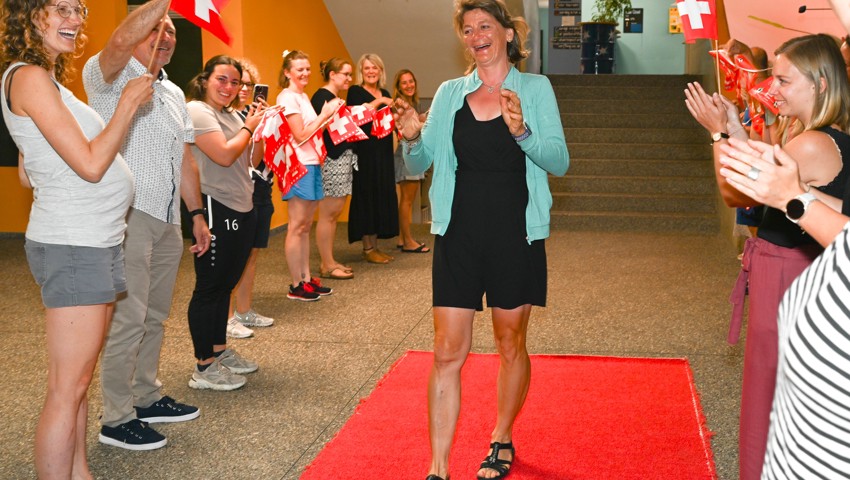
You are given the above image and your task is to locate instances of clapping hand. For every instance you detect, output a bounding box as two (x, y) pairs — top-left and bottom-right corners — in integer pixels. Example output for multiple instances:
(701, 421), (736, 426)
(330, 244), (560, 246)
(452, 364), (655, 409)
(393, 97), (422, 140)
(499, 89), (525, 137)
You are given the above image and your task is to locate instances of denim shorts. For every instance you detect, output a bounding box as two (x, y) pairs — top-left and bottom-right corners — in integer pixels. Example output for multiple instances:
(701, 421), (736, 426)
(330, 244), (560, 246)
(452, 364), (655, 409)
(283, 165), (324, 201)
(24, 239), (127, 308)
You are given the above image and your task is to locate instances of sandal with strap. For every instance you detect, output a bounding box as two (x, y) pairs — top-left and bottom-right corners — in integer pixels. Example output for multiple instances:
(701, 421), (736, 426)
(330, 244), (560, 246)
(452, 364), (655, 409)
(476, 441), (515, 480)
(425, 475), (449, 480)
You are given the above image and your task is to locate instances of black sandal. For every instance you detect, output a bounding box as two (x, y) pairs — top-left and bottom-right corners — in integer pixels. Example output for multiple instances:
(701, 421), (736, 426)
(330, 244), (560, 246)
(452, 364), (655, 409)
(476, 441), (515, 480)
(425, 475), (449, 480)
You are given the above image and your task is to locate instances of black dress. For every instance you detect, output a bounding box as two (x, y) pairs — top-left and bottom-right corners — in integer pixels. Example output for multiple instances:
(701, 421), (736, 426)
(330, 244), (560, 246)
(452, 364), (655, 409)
(345, 85), (398, 243)
(432, 98), (547, 311)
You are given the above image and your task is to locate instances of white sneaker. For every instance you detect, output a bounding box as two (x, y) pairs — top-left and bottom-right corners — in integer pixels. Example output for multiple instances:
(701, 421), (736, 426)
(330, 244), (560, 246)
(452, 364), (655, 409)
(236, 309), (274, 327)
(218, 348), (258, 374)
(226, 316), (254, 338)
(188, 358), (246, 391)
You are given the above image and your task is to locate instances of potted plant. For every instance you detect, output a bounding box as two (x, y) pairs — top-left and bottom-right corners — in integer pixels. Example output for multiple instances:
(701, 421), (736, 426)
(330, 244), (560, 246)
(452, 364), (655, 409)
(580, 0), (633, 74)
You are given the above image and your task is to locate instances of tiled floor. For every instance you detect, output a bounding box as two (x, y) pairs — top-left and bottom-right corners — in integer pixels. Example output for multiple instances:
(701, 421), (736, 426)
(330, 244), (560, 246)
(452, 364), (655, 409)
(0, 225), (745, 479)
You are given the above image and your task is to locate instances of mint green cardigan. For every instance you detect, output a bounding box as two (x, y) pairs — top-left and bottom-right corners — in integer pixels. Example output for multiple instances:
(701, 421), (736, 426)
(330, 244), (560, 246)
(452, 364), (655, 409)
(404, 67), (569, 243)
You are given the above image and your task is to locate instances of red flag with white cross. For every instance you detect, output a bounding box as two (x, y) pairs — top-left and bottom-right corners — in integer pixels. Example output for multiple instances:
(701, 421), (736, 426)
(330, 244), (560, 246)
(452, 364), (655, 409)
(327, 106), (368, 145)
(309, 129), (328, 165)
(254, 108), (305, 196)
(370, 107), (395, 139)
(348, 105), (374, 127)
(676, 0), (718, 44)
(170, 0), (232, 45)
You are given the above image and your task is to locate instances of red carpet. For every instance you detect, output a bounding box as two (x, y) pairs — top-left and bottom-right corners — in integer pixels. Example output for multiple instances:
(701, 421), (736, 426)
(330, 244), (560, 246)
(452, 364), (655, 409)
(302, 351), (716, 479)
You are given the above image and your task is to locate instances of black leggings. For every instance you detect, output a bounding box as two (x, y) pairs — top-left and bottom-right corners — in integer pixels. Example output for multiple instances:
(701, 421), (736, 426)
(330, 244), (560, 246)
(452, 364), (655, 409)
(187, 196), (256, 360)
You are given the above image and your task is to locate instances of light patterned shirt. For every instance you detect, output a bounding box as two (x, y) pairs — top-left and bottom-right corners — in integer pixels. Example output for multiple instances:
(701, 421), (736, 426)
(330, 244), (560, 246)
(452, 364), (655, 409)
(83, 54), (194, 225)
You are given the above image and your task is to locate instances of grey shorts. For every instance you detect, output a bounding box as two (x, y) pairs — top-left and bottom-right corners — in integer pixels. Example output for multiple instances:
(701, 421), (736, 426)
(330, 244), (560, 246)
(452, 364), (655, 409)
(25, 239), (127, 308)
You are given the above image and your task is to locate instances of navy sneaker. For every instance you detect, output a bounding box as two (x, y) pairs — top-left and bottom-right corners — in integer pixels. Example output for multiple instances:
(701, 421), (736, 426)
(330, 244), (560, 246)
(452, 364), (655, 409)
(135, 395), (200, 423)
(98, 419), (167, 451)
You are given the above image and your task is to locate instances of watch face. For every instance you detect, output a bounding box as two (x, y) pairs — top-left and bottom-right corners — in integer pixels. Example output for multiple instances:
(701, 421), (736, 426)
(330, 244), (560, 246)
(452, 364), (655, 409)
(712, 132), (721, 142)
(786, 198), (805, 220)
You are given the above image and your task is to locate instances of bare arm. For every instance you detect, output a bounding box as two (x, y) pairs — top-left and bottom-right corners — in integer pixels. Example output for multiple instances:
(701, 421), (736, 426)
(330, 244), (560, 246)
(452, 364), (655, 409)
(719, 138), (847, 247)
(98, 0), (171, 83)
(287, 99), (340, 144)
(684, 82), (759, 207)
(193, 105), (266, 167)
(179, 145), (210, 256)
(11, 66), (152, 183)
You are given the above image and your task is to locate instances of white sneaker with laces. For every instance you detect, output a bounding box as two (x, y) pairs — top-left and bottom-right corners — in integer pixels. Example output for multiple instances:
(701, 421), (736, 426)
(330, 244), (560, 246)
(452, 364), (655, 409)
(226, 316), (254, 338)
(218, 348), (259, 374)
(236, 309), (274, 327)
(188, 358), (246, 391)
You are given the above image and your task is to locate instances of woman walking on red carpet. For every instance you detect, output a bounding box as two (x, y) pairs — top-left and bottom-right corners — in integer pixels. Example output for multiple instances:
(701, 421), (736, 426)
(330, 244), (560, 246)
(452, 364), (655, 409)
(394, 1), (568, 478)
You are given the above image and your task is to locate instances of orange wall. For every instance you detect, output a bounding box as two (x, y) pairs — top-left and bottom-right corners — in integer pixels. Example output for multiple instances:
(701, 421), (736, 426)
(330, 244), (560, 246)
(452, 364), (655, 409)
(0, 0), (350, 233)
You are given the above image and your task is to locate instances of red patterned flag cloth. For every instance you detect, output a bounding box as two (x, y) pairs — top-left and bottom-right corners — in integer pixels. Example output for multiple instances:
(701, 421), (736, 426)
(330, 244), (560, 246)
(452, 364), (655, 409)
(371, 107), (395, 139)
(676, 0), (718, 44)
(170, 0), (232, 45)
(749, 76), (779, 115)
(348, 105), (374, 127)
(327, 106), (368, 145)
(254, 108), (305, 196)
(709, 49), (737, 91)
(309, 129), (327, 165)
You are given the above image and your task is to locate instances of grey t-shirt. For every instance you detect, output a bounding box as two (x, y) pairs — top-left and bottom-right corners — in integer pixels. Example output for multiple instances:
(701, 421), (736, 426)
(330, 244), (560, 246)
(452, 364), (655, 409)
(187, 100), (253, 213)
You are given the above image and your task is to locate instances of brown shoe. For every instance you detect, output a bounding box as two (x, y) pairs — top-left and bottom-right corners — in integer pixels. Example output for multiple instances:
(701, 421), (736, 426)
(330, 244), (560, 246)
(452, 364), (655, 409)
(375, 249), (394, 261)
(363, 248), (389, 264)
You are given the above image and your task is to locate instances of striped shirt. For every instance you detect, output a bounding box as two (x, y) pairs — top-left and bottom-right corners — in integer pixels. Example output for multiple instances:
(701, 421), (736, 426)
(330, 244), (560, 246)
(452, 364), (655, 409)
(763, 221), (850, 479)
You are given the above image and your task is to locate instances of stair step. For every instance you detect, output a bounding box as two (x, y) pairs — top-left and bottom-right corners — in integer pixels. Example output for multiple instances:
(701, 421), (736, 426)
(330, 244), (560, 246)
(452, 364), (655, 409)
(554, 85), (690, 100)
(559, 98), (684, 114)
(568, 159), (713, 177)
(569, 143), (711, 160)
(551, 211), (719, 234)
(563, 113), (701, 129)
(551, 175), (716, 195)
(553, 192), (715, 213)
(547, 74), (702, 88)
(566, 127), (708, 145)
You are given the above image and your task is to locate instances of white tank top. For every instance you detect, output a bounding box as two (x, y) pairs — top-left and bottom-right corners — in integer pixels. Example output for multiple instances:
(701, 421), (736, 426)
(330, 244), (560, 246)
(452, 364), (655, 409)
(1, 62), (134, 247)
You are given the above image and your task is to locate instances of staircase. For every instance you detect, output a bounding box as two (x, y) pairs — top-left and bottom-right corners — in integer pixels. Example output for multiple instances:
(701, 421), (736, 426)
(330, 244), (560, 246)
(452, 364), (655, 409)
(548, 74), (718, 234)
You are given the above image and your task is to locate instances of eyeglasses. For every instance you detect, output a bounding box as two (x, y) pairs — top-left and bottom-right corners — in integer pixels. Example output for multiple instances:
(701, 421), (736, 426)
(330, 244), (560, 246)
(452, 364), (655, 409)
(213, 75), (243, 88)
(49, 2), (88, 20)
(241, 82), (255, 90)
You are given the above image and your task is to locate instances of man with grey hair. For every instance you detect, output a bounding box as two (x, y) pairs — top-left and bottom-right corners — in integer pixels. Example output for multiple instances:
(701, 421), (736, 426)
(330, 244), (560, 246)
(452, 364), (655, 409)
(83, 0), (210, 450)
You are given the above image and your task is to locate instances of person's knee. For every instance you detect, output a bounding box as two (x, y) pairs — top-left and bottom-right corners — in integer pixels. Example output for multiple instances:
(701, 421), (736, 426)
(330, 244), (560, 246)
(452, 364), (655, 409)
(433, 337), (468, 370)
(494, 331), (526, 361)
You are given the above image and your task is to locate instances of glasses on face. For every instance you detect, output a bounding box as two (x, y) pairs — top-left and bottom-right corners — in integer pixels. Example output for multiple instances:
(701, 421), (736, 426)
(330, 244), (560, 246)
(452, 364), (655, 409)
(212, 75), (243, 89)
(241, 82), (255, 90)
(50, 1), (88, 20)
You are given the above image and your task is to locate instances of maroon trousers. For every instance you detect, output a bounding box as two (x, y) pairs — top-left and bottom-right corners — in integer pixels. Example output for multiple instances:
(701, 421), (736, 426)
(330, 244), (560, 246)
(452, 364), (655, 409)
(729, 237), (821, 480)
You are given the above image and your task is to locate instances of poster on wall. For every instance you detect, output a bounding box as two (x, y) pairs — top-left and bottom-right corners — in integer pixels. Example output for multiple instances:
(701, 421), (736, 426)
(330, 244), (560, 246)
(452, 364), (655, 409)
(669, 6), (683, 34)
(624, 8), (644, 33)
(552, 0), (581, 49)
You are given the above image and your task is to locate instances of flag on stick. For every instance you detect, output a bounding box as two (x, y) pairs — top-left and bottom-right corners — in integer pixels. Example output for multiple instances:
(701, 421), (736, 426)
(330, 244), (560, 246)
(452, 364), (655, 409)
(170, 0), (233, 45)
(676, 0), (718, 43)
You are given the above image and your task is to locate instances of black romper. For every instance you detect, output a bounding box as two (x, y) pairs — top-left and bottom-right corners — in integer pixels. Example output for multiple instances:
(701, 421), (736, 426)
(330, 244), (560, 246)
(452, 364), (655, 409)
(432, 98), (547, 311)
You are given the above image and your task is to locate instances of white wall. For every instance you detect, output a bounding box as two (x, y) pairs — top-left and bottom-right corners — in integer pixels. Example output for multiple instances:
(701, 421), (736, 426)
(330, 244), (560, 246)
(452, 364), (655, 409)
(323, 0), (467, 97)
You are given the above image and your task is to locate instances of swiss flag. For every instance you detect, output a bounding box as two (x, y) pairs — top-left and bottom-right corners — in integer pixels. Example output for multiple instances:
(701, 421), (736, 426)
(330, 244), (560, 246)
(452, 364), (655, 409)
(677, 0), (718, 44)
(348, 105), (374, 127)
(309, 129), (328, 165)
(170, 0), (232, 46)
(327, 106), (368, 145)
(370, 107), (395, 139)
(749, 76), (779, 115)
(709, 49), (736, 91)
(254, 108), (305, 196)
